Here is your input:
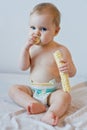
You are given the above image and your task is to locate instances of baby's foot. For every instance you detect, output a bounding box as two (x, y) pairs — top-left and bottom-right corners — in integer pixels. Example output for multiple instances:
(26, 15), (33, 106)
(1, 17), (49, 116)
(27, 102), (46, 114)
(41, 111), (59, 126)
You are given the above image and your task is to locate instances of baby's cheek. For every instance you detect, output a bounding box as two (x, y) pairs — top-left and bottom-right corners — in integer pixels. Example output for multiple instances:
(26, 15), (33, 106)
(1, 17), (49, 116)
(41, 34), (53, 43)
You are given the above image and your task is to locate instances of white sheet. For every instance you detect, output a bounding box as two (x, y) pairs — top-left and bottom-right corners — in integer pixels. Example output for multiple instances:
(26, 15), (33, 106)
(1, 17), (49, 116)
(0, 73), (87, 130)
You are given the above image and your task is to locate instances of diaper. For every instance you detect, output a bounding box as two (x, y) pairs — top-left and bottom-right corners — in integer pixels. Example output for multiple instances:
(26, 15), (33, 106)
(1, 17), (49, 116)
(29, 79), (62, 105)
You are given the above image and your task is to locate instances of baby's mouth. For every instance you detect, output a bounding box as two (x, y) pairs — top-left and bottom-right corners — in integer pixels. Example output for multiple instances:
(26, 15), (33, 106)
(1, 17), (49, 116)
(35, 36), (41, 45)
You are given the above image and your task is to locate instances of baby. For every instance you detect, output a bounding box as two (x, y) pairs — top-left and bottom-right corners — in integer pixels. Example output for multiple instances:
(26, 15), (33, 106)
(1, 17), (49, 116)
(9, 3), (76, 126)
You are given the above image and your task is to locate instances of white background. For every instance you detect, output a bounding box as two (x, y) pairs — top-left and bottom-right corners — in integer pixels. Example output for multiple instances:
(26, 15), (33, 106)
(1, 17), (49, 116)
(0, 0), (87, 76)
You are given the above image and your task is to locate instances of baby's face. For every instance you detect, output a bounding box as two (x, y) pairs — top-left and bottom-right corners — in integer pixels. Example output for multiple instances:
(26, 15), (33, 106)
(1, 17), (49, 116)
(29, 13), (58, 45)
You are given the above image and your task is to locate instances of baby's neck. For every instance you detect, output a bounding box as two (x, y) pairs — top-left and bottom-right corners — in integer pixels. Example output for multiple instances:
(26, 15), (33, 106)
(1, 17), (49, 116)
(41, 41), (55, 48)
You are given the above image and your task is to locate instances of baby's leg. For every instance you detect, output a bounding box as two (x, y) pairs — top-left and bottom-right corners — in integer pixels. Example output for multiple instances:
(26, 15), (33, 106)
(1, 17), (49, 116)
(8, 84), (46, 114)
(41, 90), (71, 126)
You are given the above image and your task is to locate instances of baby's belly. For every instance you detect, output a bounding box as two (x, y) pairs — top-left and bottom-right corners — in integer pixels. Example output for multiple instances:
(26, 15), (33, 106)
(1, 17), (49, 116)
(30, 70), (55, 83)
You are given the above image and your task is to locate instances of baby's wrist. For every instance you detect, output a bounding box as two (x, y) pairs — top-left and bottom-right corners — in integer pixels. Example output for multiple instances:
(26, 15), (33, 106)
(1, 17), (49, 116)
(24, 42), (32, 51)
(24, 45), (30, 51)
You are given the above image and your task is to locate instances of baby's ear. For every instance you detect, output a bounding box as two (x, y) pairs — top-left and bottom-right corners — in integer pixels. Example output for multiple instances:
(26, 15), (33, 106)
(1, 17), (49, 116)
(55, 26), (60, 36)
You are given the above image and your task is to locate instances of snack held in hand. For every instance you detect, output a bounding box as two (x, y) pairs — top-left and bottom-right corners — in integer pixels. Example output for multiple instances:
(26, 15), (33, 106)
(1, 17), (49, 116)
(35, 36), (40, 44)
(53, 50), (71, 92)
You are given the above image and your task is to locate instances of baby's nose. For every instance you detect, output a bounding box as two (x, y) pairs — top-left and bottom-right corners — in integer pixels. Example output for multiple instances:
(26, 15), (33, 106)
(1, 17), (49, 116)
(35, 29), (41, 36)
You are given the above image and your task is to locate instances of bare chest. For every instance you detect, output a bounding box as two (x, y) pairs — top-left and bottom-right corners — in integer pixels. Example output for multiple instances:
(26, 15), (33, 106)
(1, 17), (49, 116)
(29, 43), (61, 82)
(30, 50), (60, 81)
(31, 51), (55, 68)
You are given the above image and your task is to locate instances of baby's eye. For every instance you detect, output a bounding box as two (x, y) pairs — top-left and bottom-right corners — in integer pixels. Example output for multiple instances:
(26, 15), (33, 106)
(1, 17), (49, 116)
(40, 27), (47, 31)
(30, 26), (36, 30)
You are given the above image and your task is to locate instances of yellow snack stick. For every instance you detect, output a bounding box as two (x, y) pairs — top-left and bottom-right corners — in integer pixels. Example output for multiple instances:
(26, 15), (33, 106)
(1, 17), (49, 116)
(35, 36), (40, 44)
(53, 50), (71, 92)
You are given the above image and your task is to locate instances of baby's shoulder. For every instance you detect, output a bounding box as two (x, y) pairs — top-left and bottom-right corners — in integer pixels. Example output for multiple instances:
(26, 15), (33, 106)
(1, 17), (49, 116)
(53, 42), (70, 56)
(53, 42), (68, 51)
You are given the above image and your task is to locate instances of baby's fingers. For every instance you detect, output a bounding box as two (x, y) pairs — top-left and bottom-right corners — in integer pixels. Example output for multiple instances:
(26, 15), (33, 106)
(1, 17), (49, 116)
(59, 63), (69, 73)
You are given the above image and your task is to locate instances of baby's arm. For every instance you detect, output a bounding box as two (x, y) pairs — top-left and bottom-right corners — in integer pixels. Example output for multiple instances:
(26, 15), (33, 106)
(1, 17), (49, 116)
(19, 34), (40, 71)
(56, 47), (76, 77)
(19, 40), (32, 71)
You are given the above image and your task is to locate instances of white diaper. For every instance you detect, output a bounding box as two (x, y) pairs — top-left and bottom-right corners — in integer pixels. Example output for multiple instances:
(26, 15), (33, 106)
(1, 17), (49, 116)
(29, 79), (62, 105)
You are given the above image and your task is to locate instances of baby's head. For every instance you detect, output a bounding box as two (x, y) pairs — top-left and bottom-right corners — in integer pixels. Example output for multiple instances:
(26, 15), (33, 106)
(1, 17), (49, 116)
(30, 3), (61, 27)
(29, 3), (61, 45)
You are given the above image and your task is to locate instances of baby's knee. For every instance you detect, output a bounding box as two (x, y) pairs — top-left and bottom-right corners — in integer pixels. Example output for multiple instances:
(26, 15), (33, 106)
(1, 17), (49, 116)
(8, 84), (21, 97)
(63, 92), (71, 104)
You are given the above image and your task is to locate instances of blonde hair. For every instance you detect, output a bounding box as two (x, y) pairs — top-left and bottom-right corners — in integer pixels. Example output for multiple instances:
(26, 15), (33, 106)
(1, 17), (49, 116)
(30, 3), (61, 27)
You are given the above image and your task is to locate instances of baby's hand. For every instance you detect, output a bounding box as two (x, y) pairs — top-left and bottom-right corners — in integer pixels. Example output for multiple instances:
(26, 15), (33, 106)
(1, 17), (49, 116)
(29, 32), (40, 44)
(24, 35), (37, 50)
(24, 39), (33, 51)
(32, 33), (40, 45)
(58, 59), (70, 74)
